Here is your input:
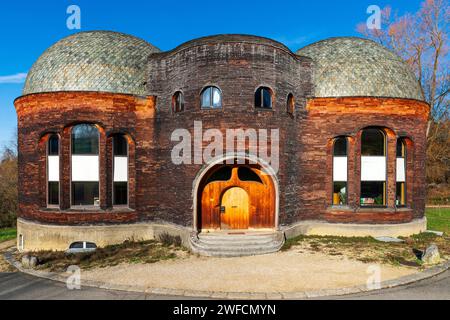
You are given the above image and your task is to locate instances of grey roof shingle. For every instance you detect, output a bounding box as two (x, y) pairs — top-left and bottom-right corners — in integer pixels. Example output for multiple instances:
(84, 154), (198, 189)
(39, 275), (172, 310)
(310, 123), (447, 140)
(23, 31), (160, 96)
(296, 37), (424, 101)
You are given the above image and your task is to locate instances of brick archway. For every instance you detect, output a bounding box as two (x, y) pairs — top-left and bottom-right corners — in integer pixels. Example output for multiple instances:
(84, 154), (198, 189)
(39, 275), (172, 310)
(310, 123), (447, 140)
(193, 155), (279, 232)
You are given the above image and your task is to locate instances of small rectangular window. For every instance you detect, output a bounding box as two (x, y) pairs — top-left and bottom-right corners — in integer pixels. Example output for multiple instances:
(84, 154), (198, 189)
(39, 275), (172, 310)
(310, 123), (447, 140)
(201, 87), (211, 108)
(72, 182), (99, 206)
(113, 182), (128, 205)
(333, 181), (347, 205)
(113, 136), (128, 156)
(361, 181), (386, 206)
(396, 182), (406, 206)
(263, 89), (272, 108)
(48, 182), (59, 205)
(48, 136), (59, 155)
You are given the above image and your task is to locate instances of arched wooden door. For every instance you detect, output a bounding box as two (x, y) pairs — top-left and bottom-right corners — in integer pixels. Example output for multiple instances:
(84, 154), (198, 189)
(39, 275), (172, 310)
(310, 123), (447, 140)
(220, 187), (249, 230)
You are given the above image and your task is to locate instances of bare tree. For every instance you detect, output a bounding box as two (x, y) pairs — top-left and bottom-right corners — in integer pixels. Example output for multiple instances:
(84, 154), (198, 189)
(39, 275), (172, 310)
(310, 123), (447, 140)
(0, 130), (18, 228)
(357, 0), (449, 127)
(357, 0), (449, 203)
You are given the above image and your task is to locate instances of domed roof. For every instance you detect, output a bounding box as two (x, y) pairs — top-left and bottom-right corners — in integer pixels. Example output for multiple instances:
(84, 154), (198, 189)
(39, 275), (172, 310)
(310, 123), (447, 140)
(23, 31), (161, 96)
(296, 37), (424, 101)
(172, 34), (292, 53)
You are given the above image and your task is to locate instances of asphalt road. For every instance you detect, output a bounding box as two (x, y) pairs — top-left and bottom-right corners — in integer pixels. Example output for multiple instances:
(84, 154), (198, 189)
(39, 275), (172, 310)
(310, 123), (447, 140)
(0, 270), (448, 300)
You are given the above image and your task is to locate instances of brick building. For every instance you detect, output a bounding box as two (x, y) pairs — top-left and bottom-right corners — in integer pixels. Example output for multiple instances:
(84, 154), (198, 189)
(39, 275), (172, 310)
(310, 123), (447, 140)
(14, 31), (429, 256)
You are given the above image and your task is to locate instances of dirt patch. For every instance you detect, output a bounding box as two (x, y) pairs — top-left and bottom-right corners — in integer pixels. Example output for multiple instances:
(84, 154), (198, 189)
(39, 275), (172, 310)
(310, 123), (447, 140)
(16, 240), (188, 272)
(80, 250), (417, 293)
(283, 233), (450, 268)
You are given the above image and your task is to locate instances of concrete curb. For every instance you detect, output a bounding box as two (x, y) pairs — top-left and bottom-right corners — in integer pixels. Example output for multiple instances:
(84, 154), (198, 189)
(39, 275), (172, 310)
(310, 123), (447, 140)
(3, 248), (449, 300)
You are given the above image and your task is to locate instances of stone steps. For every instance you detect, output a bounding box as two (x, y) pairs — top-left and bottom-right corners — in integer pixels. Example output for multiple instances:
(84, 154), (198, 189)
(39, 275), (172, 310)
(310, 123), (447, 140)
(190, 231), (285, 257)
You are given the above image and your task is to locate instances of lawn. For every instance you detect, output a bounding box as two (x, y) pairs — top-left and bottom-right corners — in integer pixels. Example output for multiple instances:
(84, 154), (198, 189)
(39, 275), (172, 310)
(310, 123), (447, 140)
(0, 228), (16, 243)
(426, 207), (450, 234)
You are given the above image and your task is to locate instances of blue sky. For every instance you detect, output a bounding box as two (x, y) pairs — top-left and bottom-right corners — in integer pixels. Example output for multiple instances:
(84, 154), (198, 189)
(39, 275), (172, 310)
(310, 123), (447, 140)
(0, 0), (424, 146)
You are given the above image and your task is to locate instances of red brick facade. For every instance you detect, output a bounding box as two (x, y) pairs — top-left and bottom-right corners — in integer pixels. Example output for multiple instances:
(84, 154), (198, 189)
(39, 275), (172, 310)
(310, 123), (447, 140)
(14, 37), (429, 229)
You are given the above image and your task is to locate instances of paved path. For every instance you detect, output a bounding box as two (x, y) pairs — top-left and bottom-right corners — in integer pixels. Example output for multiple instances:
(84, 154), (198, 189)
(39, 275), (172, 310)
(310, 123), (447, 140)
(0, 270), (448, 300)
(338, 269), (450, 300)
(0, 272), (189, 300)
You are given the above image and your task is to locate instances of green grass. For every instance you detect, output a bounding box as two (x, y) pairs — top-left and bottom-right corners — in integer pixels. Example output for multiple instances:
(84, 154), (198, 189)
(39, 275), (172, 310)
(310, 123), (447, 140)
(0, 228), (16, 243)
(426, 207), (450, 234)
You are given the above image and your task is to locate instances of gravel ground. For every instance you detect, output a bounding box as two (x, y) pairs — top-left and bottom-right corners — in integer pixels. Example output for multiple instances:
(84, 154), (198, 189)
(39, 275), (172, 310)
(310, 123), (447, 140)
(81, 249), (416, 293)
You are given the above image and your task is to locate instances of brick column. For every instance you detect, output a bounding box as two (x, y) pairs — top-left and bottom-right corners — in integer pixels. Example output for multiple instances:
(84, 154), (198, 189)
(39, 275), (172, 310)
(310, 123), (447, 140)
(106, 136), (113, 209)
(347, 136), (358, 209)
(99, 128), (108, 210)
(405, 139), (414, 208)
(352, 132), (363, 209)
(60, 127), (71, 210)
(37, 136), (47, 208)
(386, 130), (397, 208)
(127, 136), (136, 210)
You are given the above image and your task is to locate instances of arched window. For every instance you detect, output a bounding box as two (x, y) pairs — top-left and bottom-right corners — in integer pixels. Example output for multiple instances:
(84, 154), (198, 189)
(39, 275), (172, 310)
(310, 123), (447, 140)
(47, 134), (59, 207)
(255, 87), (273, 109)
(71, 124), (100, 207)
(287, 93), (295, 115)
(201, 86), (222, 109)
(332, 137), (348, 205)
(396, 139), (406, 206)
(360, 128), (386, 206)
(172, 91), (185, 113)
(113, 135), (129, 206)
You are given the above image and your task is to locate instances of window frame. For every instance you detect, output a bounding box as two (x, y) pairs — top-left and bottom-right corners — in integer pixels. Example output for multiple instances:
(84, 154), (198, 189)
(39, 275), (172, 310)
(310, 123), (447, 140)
(255, 86), (273, 110)
(200, 86), (222, 109)
(112, 134), (129, 207)
(70, 124), (101, 208)
(287, 93), (295, 115)
(172, 91), (185, 114)
(396, 138), (407, 207)
(360, 128), (387, 207)
(332, 136), (349, 206)
(46, 134), (60, 208)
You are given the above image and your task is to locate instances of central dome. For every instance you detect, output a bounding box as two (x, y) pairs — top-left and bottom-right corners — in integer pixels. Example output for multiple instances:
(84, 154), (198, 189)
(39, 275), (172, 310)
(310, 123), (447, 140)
(23, 31), (160, 96)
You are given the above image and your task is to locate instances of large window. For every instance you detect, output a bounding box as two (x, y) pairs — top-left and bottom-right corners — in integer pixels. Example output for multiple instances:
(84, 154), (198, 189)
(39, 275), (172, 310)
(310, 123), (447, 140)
(113, 135), (129, 206)
(71, 124), (99, 206)
(360, 128), (386, 206)
(47, 134), (59, 206)
(201, 86), (222, 109)
(332, 137), (348, 205)
(396, 139), (406, 206)
(255, 87), (273, 109)
(172, 91), (185, 113)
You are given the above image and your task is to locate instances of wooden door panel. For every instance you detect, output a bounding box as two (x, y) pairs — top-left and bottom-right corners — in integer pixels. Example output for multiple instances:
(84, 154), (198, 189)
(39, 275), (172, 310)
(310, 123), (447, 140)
(221, 187), (249, 229)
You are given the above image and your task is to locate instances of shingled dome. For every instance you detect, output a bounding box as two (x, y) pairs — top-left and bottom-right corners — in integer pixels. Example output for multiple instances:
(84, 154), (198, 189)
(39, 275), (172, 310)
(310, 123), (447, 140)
(296, 37), (424, 101)
(23, 31), (160, 96)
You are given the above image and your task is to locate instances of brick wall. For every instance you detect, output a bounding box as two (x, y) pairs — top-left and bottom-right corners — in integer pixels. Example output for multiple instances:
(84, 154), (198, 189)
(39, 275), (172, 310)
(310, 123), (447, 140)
(14, 40), (429, 228)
